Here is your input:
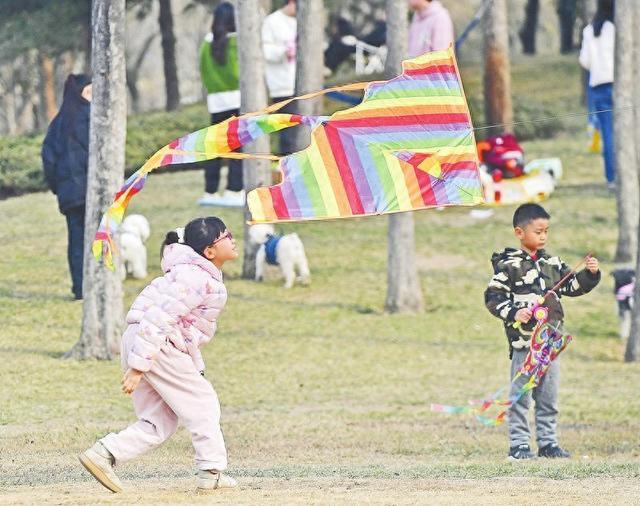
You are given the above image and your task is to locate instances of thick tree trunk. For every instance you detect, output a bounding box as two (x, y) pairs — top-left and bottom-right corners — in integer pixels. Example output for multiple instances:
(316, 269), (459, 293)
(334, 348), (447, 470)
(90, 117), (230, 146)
(613, 0), (638, 264)
(625, 3), (640, 362)
(158, 0), (180, 111)
(519, 0), (540, 54)
(237, 0), (271, 279)
(557, 0), (577, 53)
(384, 0), (423, 314)
(291, 0), (324, 153)
(66, 0), (126, 360)
(39, 53), (58, 122)
(483, 0), (513, 135)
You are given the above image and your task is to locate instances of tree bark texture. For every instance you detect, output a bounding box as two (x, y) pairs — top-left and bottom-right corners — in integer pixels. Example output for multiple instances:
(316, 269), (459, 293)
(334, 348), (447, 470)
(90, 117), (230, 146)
(291, 0), (325, 153)
(39, 53), (58, 122)
(519, 0), (539, 54)
(66, 0), (126, 360)
(384, 0), (424, 314)
(613, 0), (638, 264)
(237, 0), (270, 279)
(158, 0), (180, 111)
(483, 0), (513, 135)
(625, 3), (640, 362)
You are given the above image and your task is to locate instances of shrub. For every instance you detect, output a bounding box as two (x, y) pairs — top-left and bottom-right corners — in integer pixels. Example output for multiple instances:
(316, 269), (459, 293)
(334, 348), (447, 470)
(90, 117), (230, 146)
(0, 104), (210, 199)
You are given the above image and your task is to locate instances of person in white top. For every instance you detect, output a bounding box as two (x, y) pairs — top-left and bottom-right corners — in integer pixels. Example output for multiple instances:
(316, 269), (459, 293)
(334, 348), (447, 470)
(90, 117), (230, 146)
(579, 0), (615, 186)
(262, 0), (297, 154)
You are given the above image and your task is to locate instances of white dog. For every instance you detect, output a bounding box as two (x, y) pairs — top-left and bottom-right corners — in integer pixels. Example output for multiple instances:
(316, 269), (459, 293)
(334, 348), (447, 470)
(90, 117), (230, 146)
(249, 224), (310, 288)
(117, 214), (150, 280)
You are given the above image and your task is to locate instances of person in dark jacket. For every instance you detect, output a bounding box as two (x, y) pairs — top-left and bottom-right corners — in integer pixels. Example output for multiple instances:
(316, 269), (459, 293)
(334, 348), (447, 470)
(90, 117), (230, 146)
(41, 74), (92, 300)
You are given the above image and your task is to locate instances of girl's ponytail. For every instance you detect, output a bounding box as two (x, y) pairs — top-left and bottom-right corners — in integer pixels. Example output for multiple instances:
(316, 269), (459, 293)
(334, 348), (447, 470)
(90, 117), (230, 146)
(211, 2), (235, 65)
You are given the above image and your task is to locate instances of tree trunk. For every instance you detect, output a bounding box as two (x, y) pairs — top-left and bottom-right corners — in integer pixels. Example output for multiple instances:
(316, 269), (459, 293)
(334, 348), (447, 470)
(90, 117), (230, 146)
(126, 33), (157, 113)
(38, 53), (58, 122)
(577, 0), (597, 26)
(66, 0), (126, 360)
(483, 0), (513, 135)
(158, 0), (180, 111)
(613, 0), (638, 264)
(237, 0), (271, 279)
(625, 2), (640, 363)
(519, 0), (539, 54)
(384, 0), (424, 314)
(291, 0), (324, 152)
(557, 0), (577, 53)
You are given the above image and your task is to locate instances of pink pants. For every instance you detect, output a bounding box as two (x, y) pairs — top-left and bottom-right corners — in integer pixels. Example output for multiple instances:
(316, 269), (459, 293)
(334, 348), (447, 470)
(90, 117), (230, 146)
(101, 328), (227, 471)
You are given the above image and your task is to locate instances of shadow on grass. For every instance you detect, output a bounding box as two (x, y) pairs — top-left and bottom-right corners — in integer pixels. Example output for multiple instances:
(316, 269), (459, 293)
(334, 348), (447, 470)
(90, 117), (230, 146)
(0, 287), (76, 302)
(0, 346), (65, 359)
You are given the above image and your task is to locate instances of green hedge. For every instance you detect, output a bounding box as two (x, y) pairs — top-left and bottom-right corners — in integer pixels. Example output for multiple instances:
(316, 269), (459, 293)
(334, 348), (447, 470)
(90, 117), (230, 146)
(467, 94), (563, 141)
(0, 104), (210, 199)
(1, 97), (562, 199)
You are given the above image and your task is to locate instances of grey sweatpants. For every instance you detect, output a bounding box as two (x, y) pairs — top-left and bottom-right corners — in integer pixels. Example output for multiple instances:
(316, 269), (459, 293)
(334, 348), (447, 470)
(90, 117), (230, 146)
(508, 348), (560, 448)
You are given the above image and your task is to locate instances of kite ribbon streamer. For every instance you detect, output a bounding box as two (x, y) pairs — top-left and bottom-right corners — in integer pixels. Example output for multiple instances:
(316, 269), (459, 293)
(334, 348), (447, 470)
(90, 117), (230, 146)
(431, 320), (571, 427)
(92, 82), (371, 269)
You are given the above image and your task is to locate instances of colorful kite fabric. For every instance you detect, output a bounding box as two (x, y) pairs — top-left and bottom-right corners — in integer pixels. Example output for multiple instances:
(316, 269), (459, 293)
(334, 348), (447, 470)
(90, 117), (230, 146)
(431, 320), (572, 427)
(92, 113), (326, 267)
(248, 47), (483, 223)
(93, 47), (482, 267)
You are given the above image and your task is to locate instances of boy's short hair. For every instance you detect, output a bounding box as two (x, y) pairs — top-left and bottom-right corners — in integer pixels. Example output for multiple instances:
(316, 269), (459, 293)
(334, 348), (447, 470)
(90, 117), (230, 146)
(513, 203), (550, 228)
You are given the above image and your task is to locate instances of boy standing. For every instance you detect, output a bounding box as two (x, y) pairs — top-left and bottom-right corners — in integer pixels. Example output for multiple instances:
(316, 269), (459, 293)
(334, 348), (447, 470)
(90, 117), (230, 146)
(484, 204), (600, 460)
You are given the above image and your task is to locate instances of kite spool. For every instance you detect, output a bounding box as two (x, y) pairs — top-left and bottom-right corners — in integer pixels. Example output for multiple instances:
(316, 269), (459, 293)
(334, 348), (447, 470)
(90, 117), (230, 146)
(533, 305), (549, 323)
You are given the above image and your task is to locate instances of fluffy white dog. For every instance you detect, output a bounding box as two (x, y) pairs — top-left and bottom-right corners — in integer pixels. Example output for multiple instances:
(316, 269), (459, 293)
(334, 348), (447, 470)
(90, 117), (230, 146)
(117, 214), (150, 280)
(249, 224), (310, 288)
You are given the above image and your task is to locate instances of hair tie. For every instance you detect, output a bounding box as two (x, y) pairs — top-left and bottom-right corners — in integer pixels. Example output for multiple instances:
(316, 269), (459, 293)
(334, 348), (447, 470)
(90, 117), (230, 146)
(176, 227), (185, 244)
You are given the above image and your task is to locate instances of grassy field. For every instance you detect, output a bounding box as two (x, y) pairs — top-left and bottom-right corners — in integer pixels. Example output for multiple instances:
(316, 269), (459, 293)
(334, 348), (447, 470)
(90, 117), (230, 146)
(1, 54), (640, 504)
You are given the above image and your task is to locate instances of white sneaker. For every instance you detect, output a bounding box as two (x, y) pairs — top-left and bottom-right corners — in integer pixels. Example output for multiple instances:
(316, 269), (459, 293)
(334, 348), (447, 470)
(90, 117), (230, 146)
(196, 470), (238, 490)
(78, 442), (123, 493)
(197, 192), (221, 206)
(219, 190), (245, 207)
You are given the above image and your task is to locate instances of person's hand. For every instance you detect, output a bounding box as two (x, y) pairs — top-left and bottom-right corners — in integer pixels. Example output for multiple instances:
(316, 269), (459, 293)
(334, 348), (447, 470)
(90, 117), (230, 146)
(121, 368), (143, 395)
(585, 256), (599, 274)
(285, 41), (296, 62)
(515, 308), (533, 323)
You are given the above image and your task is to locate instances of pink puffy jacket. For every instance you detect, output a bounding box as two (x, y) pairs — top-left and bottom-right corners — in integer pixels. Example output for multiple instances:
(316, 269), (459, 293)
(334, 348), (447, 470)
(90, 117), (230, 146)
(124, 243), (227, 373)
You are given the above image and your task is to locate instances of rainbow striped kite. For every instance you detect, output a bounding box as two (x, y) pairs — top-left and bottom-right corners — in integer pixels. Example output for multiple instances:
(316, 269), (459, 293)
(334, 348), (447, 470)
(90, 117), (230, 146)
(93, 47), (483, 267)
(248, 47), (483, 223)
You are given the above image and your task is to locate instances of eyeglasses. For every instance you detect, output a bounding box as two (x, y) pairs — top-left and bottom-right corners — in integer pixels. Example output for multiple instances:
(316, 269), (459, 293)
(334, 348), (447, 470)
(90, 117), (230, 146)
(211, 230), (233, 246)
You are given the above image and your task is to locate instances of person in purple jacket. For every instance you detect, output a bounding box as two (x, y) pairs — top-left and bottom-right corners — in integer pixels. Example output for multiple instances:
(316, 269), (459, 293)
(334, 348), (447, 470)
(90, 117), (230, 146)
(79, 217), (239, 493)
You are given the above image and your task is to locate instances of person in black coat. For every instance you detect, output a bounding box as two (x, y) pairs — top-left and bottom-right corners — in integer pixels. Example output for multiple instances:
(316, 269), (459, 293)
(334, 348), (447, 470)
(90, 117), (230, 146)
(42, 74), (92, 300)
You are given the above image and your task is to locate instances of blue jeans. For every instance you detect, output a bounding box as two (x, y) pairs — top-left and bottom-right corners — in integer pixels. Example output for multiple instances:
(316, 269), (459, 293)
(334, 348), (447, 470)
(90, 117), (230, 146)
(590, 83), (615, 183)
(65, 206), (85, 299)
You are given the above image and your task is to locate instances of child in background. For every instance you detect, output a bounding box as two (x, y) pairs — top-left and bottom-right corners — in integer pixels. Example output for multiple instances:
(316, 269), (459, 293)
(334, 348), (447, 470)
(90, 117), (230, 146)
(79, 217), (238, 492)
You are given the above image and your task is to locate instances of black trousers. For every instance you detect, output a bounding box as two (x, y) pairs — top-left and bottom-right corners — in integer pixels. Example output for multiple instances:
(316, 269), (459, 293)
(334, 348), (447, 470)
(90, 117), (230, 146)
(204, 109), (243, 193)
(64, 205), (85, 299)
(272, 96), (297, 156)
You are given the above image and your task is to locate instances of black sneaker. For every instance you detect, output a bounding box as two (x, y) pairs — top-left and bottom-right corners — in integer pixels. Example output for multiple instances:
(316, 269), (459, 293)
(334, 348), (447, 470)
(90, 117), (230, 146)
(538, 443), (571, 458)
(508, 444), (536, 460)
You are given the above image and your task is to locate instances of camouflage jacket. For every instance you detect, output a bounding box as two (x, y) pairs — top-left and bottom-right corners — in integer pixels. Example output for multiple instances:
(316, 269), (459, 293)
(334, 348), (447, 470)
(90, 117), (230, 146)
(484, 248), (600, 355)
